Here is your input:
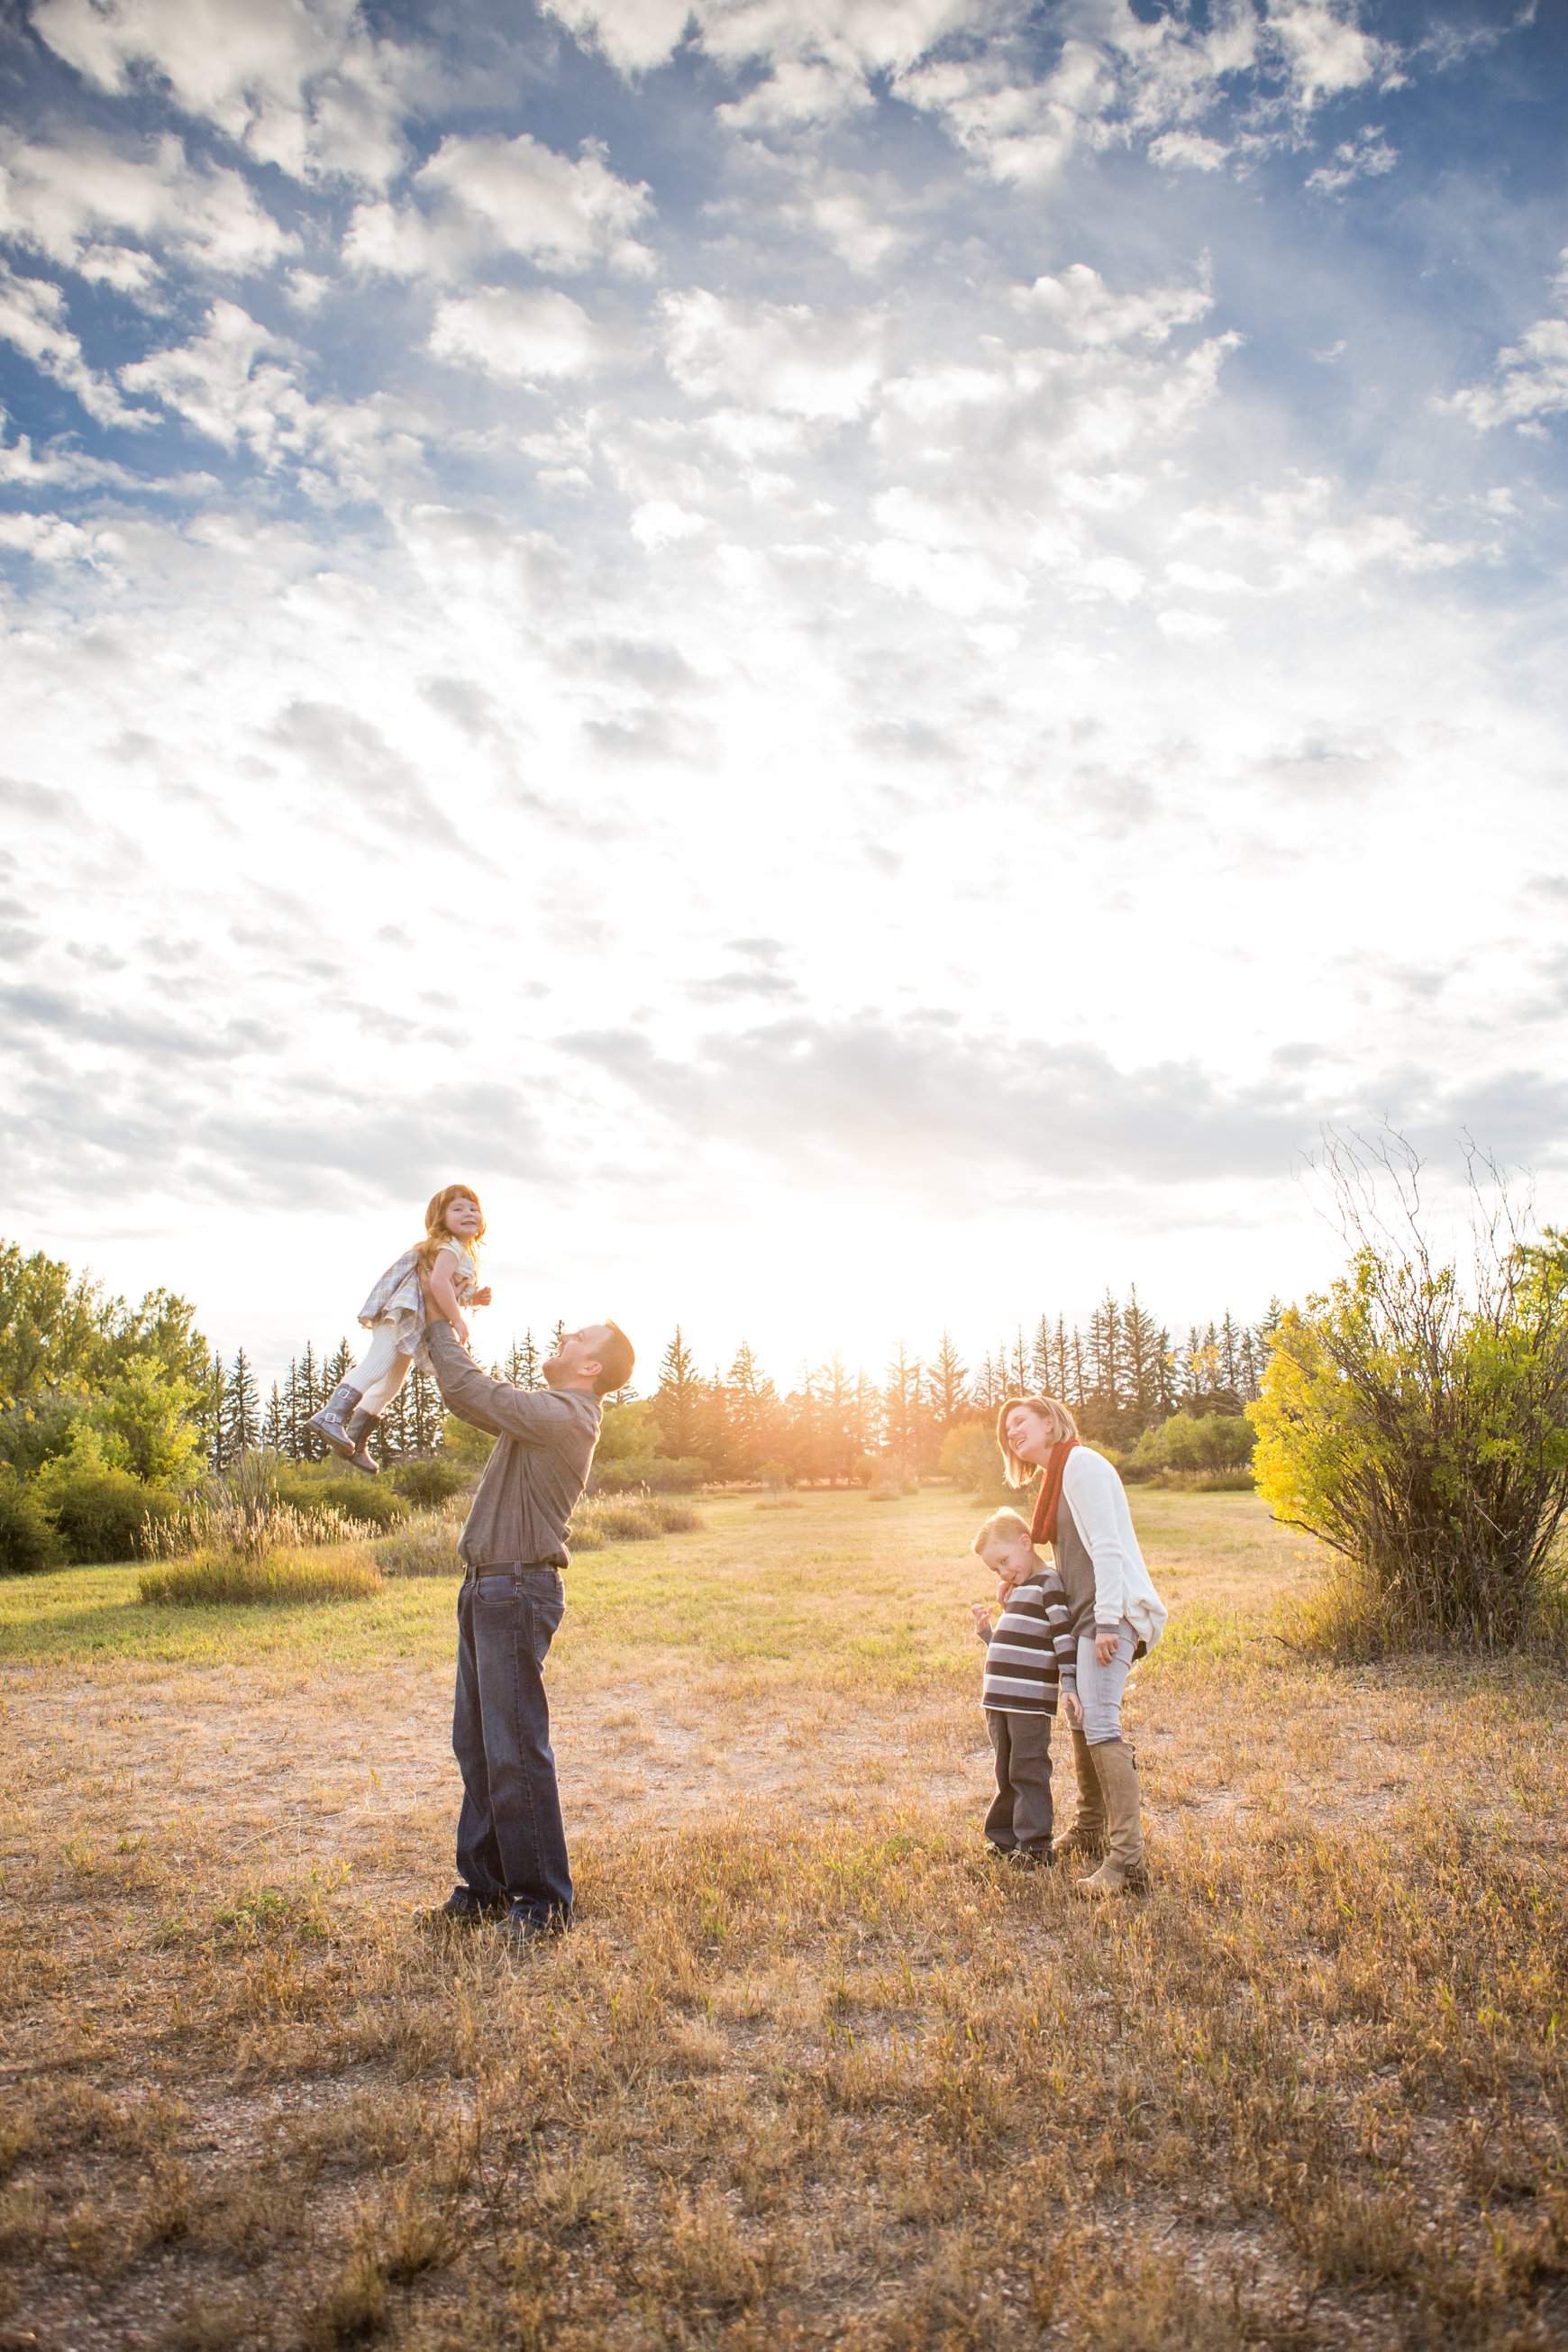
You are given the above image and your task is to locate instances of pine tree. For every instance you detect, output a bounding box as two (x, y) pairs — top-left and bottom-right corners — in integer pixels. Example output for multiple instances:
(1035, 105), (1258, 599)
(882, 1343), (922, 1471)
(262, 1381), (286, 1453)
(783, 1367), (824, 1486)
(726, 1341), (779, 1475)
(294, 1342), (324, 1459)
(505, 1331), (542, 1390)
(408, 1365), (442, 1453)
(927, 1331), (970, 1433)
(1052, 1315), (1071, 1401)
(1029, 1316), (1053, 1391)
(652, 1326), (704, 1458)
(196, 1343), (226, 1470)
(221, 1346), (261, 1460)
(1121, 1286), (1165, 1433)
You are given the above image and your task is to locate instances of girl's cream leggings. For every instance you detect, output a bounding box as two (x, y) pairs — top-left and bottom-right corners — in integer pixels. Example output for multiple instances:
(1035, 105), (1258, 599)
(352, 1324), (413, 1416)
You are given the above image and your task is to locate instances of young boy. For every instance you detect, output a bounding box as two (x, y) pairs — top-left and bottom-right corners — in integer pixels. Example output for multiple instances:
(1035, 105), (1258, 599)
(971, 1507), (1081, 1867)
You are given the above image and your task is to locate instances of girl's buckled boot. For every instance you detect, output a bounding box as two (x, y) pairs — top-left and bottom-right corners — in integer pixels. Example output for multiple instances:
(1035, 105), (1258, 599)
(342, 1407), (381, 1475)
(305, 1381), (362, 1461)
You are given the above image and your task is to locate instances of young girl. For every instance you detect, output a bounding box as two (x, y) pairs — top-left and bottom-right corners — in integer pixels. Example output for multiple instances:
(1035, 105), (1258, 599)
(307, 1184), (492, 1473)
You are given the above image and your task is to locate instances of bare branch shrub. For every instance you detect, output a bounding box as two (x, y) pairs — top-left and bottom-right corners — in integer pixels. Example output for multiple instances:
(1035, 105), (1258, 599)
(1253, 1130), (1568, 1653)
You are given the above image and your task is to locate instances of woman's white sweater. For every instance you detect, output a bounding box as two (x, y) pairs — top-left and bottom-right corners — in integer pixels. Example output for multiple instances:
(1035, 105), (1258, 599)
(1058, 1446), (1169, 1652)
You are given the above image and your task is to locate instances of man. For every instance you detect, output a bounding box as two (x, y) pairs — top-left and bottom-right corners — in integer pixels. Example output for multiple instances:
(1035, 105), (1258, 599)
(415, 1295), (635, 1945)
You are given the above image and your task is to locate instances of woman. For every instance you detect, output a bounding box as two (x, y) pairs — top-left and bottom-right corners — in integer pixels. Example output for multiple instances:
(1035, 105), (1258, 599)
(997, 1395), (1167, 1895)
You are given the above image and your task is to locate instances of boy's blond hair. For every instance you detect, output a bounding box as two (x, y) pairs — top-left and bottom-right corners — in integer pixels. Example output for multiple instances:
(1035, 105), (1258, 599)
(972, 1508), (1034, 1559)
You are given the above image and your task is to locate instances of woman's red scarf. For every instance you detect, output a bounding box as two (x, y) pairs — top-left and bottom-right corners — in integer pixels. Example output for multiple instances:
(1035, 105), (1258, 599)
(1028, 1438), (1079, 1547)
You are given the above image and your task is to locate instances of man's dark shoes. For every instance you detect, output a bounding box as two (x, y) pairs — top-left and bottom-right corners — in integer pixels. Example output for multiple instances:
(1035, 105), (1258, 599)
(983, 1842), (1015, 1863)
(503, 1906), (571, 1949)
(418, 1888), (508, 1931)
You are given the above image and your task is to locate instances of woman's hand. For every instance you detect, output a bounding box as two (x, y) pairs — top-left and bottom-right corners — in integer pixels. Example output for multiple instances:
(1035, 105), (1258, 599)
(1094, 1628), (1119, 1667)
(472, 1286), (493, 1308)
(1060, 1689), (1083, 1729)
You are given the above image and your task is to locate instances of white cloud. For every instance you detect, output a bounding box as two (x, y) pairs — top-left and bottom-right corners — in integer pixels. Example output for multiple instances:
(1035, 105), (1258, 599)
(1266, 0), (1392, 107)
(0, 260), (150, 427)
(661, 288), (886, 420)
(631, 498), (707, 548)
(118, 301), (424, 499)
(0, 128), (295, 285)
(428, 287), (609, 382)
(1147, 129), (1229, 171)
(1306, 124), (1398, 196)
(1447, 253), (1568, 434)
(346, 132), (653, 283)
(30, 0), (417, 187)
(1017, 261), (1212, 347)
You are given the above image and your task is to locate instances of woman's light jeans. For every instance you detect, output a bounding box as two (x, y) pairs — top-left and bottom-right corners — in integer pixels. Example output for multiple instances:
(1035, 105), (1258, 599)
(1077, 1618), (1138, 1746)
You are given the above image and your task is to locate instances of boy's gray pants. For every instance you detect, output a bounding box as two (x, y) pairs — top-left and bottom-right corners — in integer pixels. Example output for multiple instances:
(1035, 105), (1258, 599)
(984, 1707), (1053, 1853)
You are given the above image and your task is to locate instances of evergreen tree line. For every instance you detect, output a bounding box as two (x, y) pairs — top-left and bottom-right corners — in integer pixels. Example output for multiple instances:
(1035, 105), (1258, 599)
(626, 1292), (1277, 1487)
(147, 1294), (1276, 1483)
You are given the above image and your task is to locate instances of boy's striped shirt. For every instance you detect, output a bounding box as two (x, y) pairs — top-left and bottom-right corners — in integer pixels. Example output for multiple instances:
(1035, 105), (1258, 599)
(982, 1571), (1077, 1716)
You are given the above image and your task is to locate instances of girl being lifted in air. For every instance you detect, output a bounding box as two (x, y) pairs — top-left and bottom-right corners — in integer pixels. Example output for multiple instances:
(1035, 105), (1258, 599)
(308, 1183), (491, 1473)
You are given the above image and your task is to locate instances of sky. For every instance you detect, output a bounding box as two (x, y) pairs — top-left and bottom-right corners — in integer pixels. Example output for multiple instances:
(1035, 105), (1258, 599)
(2, 0), (1567, 1389)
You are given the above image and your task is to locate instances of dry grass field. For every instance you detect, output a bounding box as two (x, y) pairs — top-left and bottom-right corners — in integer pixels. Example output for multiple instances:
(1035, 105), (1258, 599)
(0, 1487), (1564, 2351)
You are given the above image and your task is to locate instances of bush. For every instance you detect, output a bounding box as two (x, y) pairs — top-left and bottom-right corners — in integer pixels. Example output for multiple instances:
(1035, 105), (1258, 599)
(570, 1492), (706, 1550)
(275, 1467), (408, 1529)
(1253, 1142), (1568, 1654)
(0, 1472), (64, 1575)
(442, 1412), (496, 1471)
(34, 1430), (177, 1563)
(374, 1507), (464, 1578)
(938, 1421), (1011, 1502)
(139, 1548), (382, 1607)
(390, 1456), (468, 1508)
(592, 1454), (707, 1495)
(1129, 1412), (1255, 1488)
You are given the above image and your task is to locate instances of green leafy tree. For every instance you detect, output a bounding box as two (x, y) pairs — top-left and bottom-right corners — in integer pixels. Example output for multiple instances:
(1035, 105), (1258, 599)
(90, 1354), (203, 1489)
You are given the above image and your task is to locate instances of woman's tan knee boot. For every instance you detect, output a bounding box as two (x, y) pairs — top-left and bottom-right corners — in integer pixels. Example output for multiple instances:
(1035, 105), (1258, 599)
(1075, 1740), (1149, 1897)
(1054, 1728), (1108, 1864)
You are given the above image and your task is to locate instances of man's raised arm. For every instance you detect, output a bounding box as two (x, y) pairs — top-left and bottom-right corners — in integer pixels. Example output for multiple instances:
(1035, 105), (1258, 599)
(423, 1319), (583, 1445)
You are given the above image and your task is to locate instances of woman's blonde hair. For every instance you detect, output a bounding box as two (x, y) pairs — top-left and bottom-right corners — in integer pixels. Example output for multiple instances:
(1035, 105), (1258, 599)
(995, 1394), (1080, 1489)
(415, 1183), (485, 1273)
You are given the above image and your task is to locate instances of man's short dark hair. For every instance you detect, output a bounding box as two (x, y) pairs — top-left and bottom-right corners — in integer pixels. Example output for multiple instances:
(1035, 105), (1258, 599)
(593, 1322), (635, 1398)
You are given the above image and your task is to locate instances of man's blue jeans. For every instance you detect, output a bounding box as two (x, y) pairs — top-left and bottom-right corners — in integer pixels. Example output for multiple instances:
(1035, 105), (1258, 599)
(452, 1566), (571, 1926)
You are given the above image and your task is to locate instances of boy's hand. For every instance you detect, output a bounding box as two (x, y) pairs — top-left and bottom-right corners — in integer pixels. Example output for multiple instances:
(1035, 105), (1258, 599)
(971, 1602), (992, 1637)
(1095, 1629), (1119, 1667)
(472, 1286), (493, 1308)
(1060, 1690), (1083, 1729)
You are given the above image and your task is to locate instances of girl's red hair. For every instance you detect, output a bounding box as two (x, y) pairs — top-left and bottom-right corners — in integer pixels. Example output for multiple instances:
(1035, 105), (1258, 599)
(415, 1183), (485, 1273)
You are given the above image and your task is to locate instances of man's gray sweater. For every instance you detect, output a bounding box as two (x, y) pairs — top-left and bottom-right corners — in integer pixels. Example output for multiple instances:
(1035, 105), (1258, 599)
(423, 1322), (602, 1571)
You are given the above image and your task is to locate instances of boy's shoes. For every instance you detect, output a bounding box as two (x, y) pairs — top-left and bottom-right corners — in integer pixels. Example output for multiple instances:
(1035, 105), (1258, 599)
(306, 1381), (363, 1462)
(417, 1888), (509, 1930)
(1007, 1846), (1056, 1871)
